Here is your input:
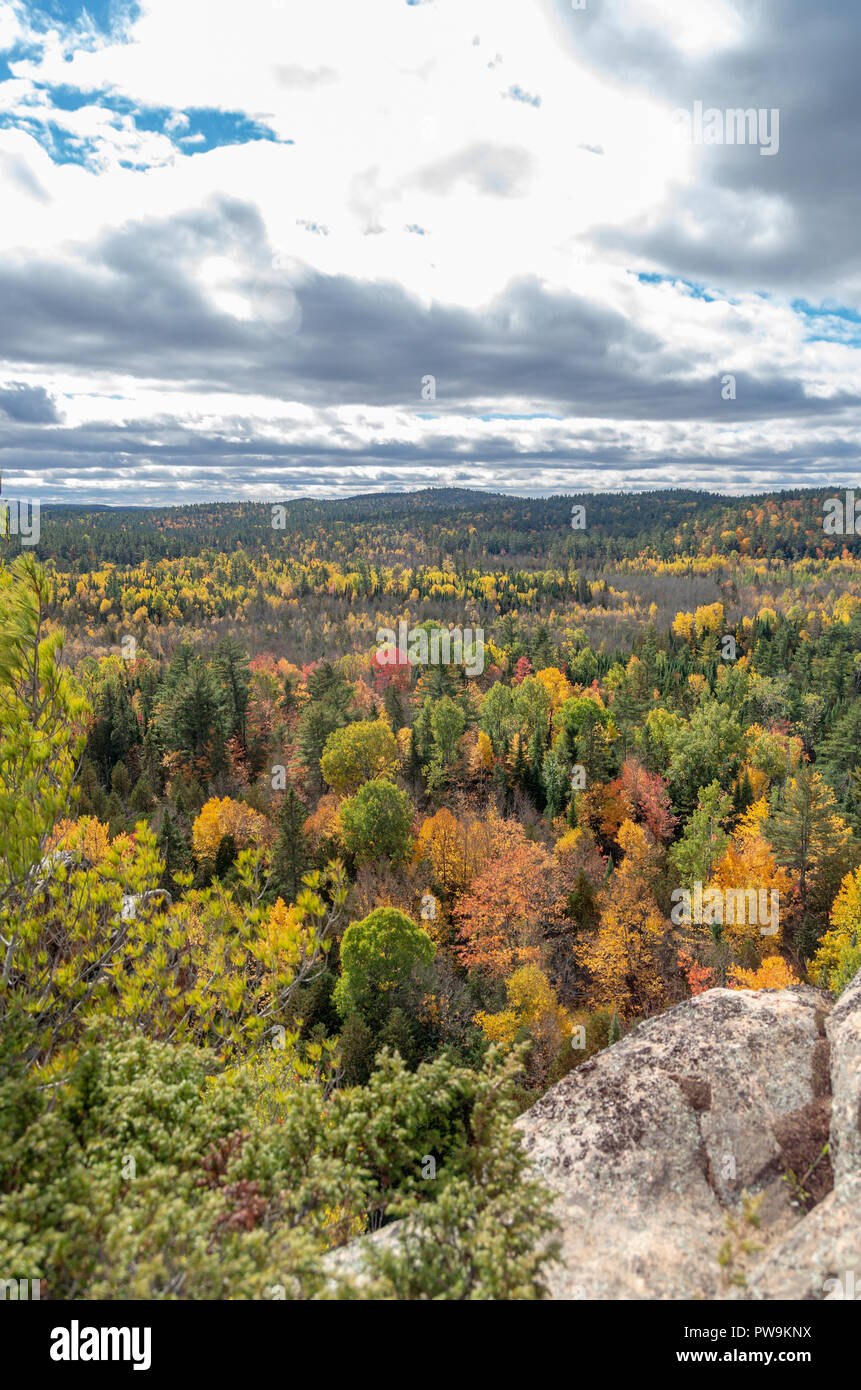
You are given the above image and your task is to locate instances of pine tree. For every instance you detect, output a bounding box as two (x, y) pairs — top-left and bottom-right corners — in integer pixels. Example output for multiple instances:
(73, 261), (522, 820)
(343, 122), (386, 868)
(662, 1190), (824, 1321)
(110, 760), (131, 803)
(214, 832), (238, 880)
(273, 787), (309, 904)
(768, 767), (854, 922)
(732, 769), (754, 817)
(383, 680), (405, 730)
(129, 772), (154, 815)
(773, 767), (851, 906)
(157, 805), (190, 888)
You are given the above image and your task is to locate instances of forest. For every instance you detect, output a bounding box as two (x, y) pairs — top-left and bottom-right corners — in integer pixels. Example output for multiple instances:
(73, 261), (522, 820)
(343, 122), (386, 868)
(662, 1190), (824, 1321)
(1, 485), (860, 1299)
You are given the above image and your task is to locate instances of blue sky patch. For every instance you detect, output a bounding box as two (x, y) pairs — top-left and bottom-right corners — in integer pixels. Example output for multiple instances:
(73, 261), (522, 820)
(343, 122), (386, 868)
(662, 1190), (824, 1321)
(0, 83), (286, 167)
(22, 2), (141, 36)
(636, 272), (724, 303)
(792, 299), (861, 346)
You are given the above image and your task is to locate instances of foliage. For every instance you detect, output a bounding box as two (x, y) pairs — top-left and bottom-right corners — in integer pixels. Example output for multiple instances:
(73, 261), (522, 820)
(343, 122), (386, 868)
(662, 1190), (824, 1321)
(192, 796), (274, 862)
(333, 906), (435, 1020)
(577, 820), (666, 1020)
(727, 956), (801, 990)
(455, 823), (567, 977)
(339, 778), (413, 867)
(320, 719), (399, 794)
(0, 1029), (557, 1300)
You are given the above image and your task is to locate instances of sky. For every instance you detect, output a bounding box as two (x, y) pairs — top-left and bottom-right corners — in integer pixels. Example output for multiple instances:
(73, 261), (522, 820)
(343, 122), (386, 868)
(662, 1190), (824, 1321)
(0, 0), (860, 505)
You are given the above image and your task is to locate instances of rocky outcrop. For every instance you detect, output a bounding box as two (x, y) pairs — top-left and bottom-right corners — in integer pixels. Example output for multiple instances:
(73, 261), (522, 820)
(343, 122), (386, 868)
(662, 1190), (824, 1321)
(515, 976), (861, 1300)
(826, 968), (861, 1184)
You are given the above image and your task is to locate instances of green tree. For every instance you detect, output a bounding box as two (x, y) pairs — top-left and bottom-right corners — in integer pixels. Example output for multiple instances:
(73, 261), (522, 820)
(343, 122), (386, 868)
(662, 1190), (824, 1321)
(542, 747), (569, 821)
(333, 906), (435, 1019)
(666, 701), (744, 814)
(273, 787), (309, 903)
(0, 1029), (557, 1300)
(339, 778), (413, 866)
(768, 766), (855, 917)
(668, 781), (732, 889)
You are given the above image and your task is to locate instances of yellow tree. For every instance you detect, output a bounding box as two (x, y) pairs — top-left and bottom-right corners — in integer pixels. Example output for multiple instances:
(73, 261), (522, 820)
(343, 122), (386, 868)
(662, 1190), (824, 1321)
(810, 865), (861, 994)
(577, 819), (666, 1020)
(320, 718), (399, 793)
(534, 666), (572, 714)
(475, 963), (572, 1086)
(708, 799), (795, 955)
(47, 817), (111, 866)
(728, 956), (800, 991)
(414, 807), (493, 896)
(192, 797), (274, 861)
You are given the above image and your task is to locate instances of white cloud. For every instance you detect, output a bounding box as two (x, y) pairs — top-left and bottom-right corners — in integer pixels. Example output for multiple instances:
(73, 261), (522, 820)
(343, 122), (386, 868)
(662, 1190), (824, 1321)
(0, 0), (859, 501)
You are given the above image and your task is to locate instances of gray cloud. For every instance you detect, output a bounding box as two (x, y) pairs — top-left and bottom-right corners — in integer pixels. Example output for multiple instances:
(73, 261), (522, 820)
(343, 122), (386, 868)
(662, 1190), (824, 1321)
(557, 0), (861, 299)
(0, 151), (51, 204)
(0, 198), (849, 423)
(412, 142), (535, 198)
(0, 382), (60, 423)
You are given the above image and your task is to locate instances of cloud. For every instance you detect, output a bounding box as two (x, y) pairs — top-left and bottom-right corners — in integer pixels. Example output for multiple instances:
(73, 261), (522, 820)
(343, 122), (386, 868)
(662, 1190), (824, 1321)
(0, 380), (59, 421)
(558, 0), (861, 298)
(411, 142), (535, 199)
(0, 0), (858, 503)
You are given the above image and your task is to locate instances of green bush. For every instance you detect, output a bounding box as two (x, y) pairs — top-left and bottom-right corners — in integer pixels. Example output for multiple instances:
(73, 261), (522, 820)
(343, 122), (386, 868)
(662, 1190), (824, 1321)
(0, 1027), (558, 1300)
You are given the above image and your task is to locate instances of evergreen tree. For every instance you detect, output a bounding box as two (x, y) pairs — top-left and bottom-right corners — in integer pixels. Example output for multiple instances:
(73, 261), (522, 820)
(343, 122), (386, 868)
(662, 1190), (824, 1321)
(383, 681), (406, 730)
(768, 767), (854, 917)
(214, 832), (238, 880)
(129, 772), (154, 815)
(156, 805), (190, 888)
(214, 636), (251, 744)
(273, 787), (309, 903)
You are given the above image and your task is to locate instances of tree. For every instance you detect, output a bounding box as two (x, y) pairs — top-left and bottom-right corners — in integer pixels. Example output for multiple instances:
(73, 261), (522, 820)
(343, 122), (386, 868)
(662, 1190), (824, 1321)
(455, 824), (567, 977)
(298, 703), (344, 791)
(339, 778), (413, 867)
(414, 807), (492, 897)
(668, 781), (732, 889)
(333, 906), (435, 1020)
(429, 697), (466, 771)
(0, 1029), (557, 1300)
(211, 832), (237, 879)
(155, 652), (226, 761)
(273, 787), (309, 904)
(728, 956), (800, 991)
(767, 767), (854, 918)
(475, 964), (572, 1086)
(619, 759), (677, 841)
(708, 799), (795, 956)
(320, 719), (399, 794)
(191, 797), (273, 861)
(479, 682), (517, 754)
(577, 819), (666, 1020)
(556, 695), (616, 783)
(0, 556), (87, 959)
(214, 636), (251, 744)
(156, 805), (190, 888)
(541, 747), (569, 821)
(666, 701), (744, 815)
(810, 865), (861, 996)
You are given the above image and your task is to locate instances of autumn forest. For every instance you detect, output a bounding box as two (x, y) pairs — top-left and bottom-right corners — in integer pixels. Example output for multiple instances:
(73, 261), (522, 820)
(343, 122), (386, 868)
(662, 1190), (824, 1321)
(2, 486), (861, 1301)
